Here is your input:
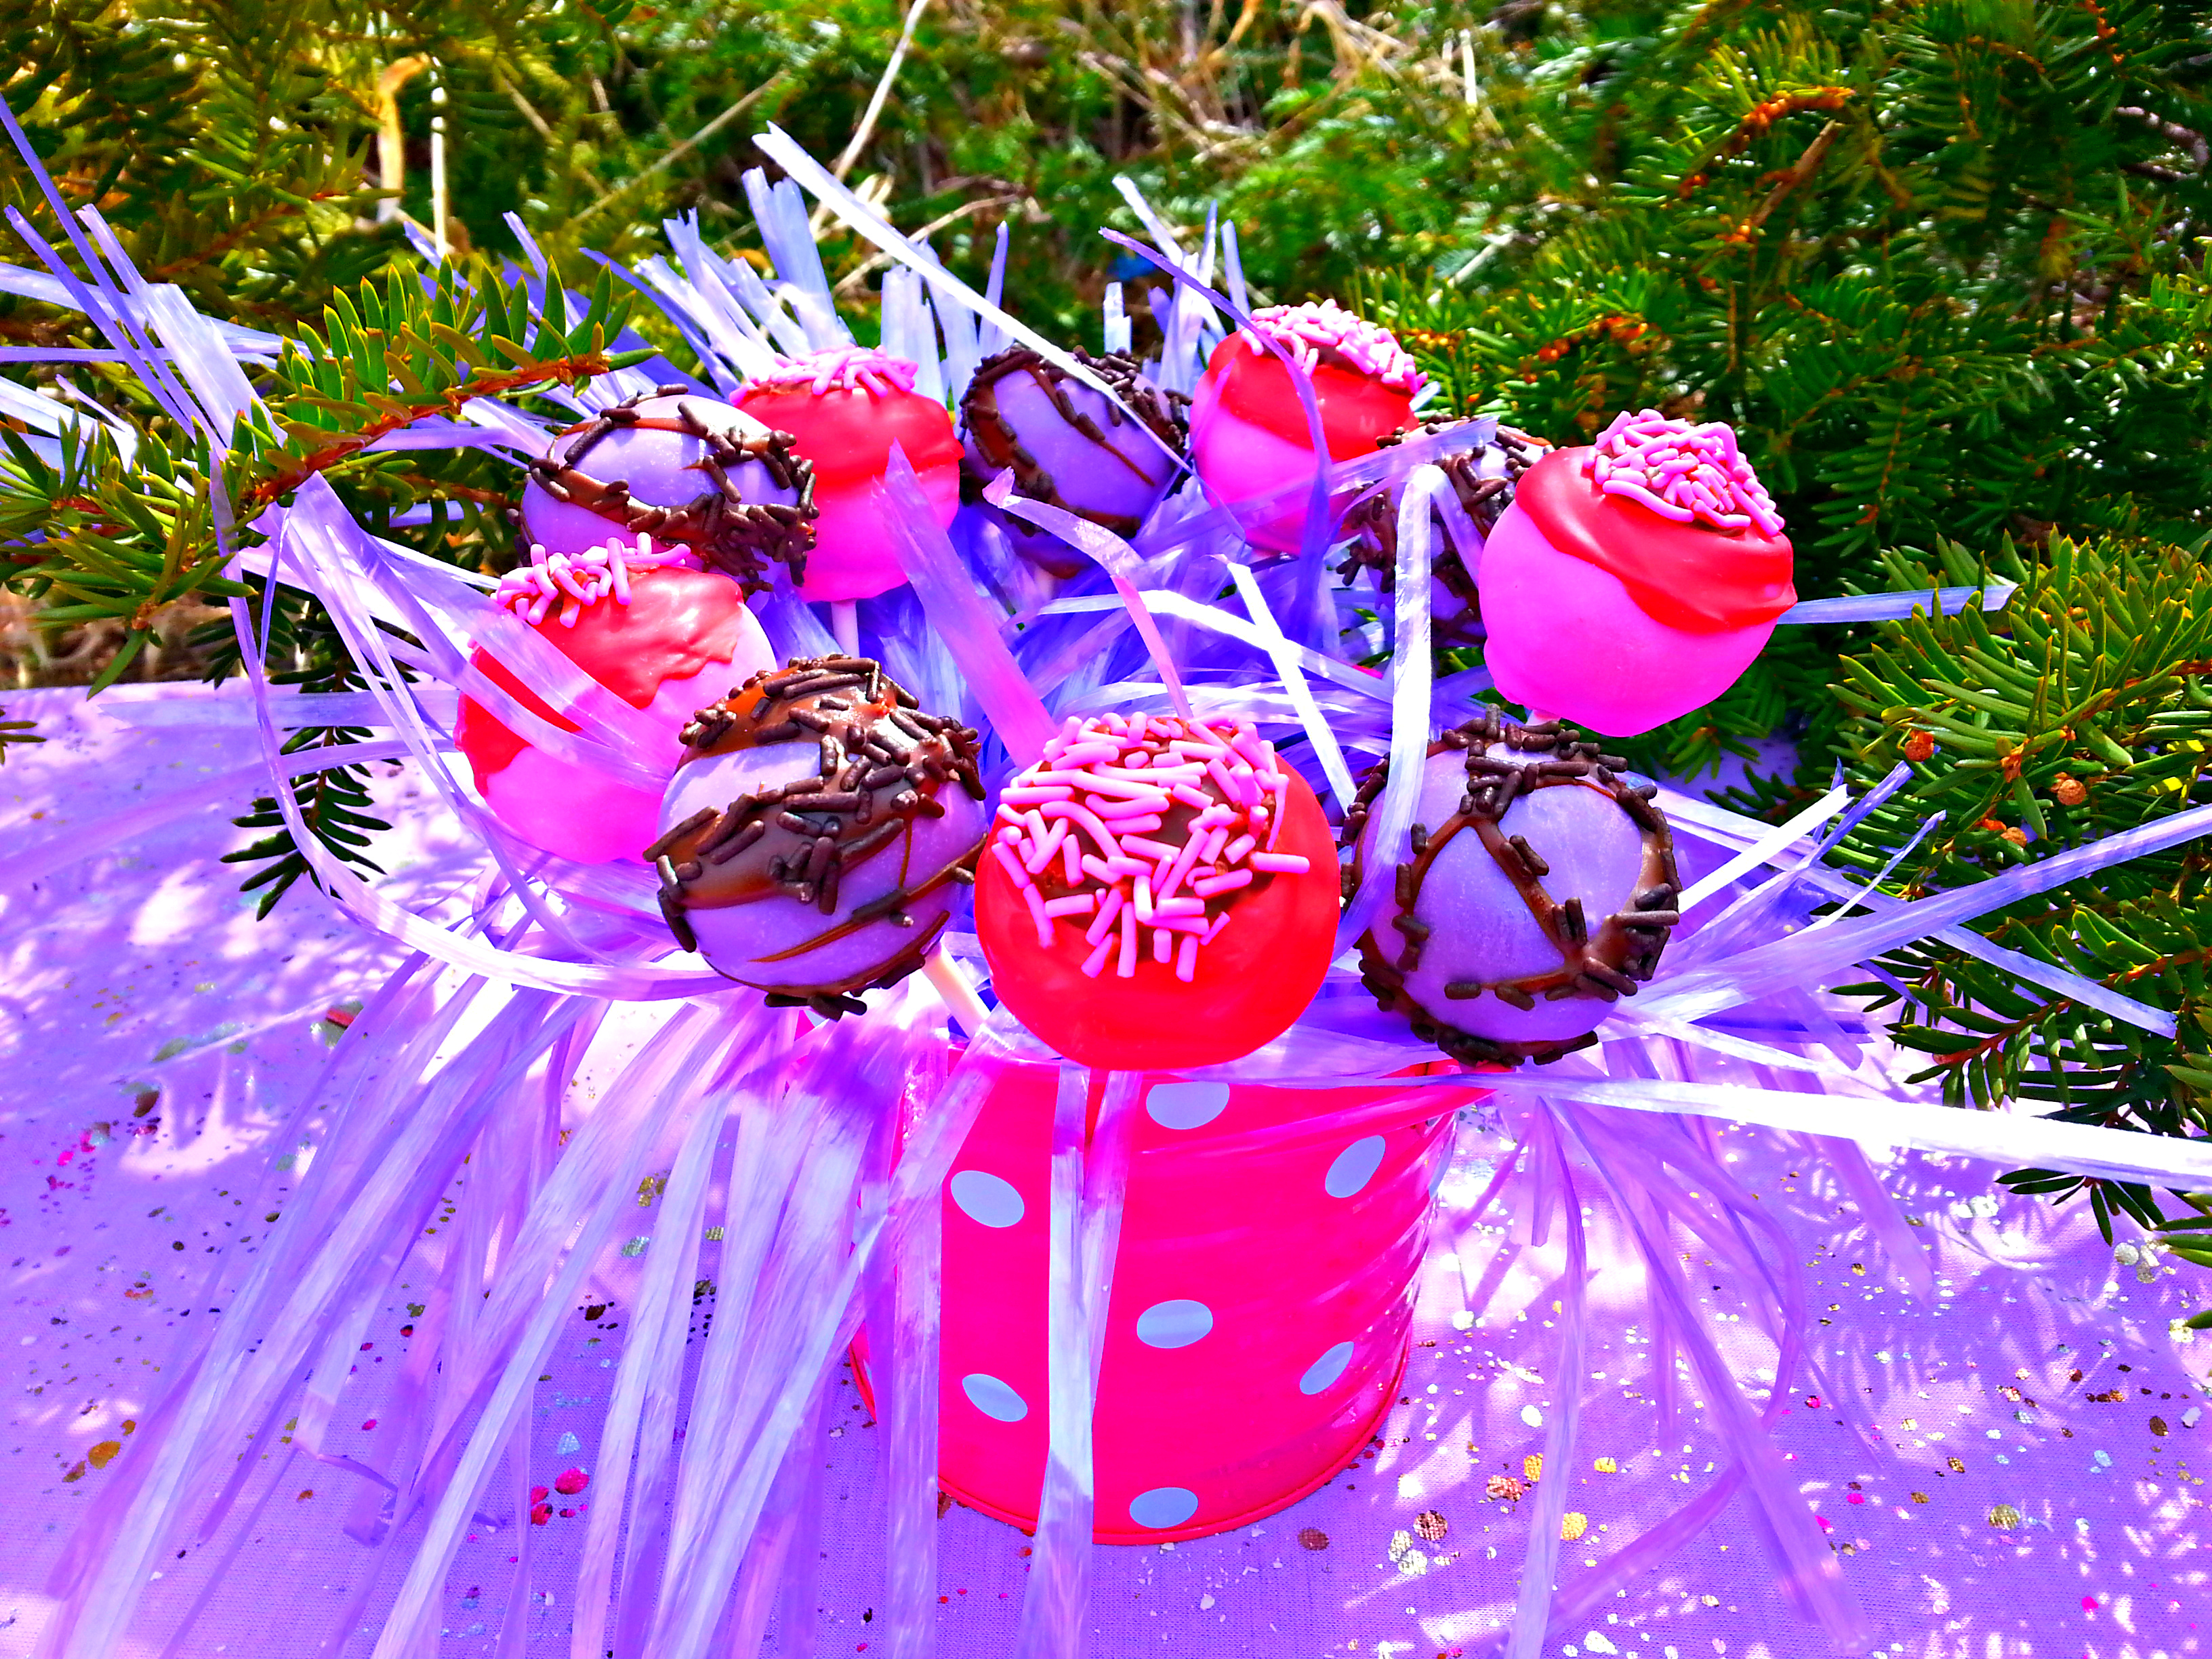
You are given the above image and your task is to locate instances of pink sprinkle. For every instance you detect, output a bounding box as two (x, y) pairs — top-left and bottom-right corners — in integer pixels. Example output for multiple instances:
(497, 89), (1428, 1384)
(1021, 881), (1052, 947)
(1203, 912), (1231, 943)
(493, 533), (694, 626)
(1133, 875), (1155, 924)
(1118, 906), (1139, 978)
(1120, 836), (1180, 863)
(1152, 927), (1174, 964)
(1042, 894), (1095, 918)
(1149, 915), (1209, 935)
(1248, 852), (1311, 874)
(1190, 869), (1254, 899)
(991, 844), (1033, 890)
(1091, 792), (1171, 820)
(1002, 785), (1073, 806)
(1240, 299), (1424, 395)
(1061, 836), (1082, 886)
(1080, 933), (1115, 977)
(1585, 408), (1785, 535)
(1176, 934), (1198, 983)
(1085, 886), (1126, 945)
(1153, 897), (1206, 919)
(747, 344), (921, 398)
(1025, 820), (1069, 875)
(1221, 834), (1256, 866)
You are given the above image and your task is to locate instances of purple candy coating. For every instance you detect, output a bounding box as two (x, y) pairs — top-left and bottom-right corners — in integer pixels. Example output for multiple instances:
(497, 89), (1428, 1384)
(962, 373), (1177, 529)
(520, 395), (799, 558)
(1360, 746), (1653, 1050)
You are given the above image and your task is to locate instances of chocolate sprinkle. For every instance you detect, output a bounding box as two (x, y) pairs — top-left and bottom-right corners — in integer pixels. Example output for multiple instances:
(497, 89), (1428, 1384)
(1342, 710), (1682, 1065)
(655, 657), (987, 1015)
(529, 390), (818, 594)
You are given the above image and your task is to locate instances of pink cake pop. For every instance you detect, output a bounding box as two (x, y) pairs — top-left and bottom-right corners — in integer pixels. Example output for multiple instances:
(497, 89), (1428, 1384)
(1189, 300), (1423, 554)
(732, 347), (964, 602)
(649, 658), (990, 1015)
(1479, 409), (1796, 736)
(972, 710), (1338, 1071)
(519, 388), (815, 592)
(1345, 712), (1681, 1065)
(454, 537), (775, 866)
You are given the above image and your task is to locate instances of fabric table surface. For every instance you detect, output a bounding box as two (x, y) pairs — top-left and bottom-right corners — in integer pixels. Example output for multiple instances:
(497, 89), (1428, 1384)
(1, 682), (2207, 1658)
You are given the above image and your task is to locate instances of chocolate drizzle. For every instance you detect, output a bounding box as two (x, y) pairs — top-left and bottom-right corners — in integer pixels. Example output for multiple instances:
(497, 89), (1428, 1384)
(1342, 711), (1681, 1065)
(960, 347), (1187, 536)
(647, 657), (987, 1017)
(528, 388), (818, 594)
(1339, 421), (1547, 620)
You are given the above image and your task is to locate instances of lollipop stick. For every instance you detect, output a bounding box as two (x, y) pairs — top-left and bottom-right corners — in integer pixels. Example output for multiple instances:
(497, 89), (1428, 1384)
(921, 947), (991, 1038)
(830, 600), (860, 656)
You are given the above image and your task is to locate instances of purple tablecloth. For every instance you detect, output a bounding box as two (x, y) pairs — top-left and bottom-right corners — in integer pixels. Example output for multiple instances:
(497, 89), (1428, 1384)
(2, 683), (2207, 1657)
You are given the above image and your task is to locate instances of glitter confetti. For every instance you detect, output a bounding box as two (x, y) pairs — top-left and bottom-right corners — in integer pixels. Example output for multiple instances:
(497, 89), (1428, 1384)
(1560, 1512), (1589, 1542)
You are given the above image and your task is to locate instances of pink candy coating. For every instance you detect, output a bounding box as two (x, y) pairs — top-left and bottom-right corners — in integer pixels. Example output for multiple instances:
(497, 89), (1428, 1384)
(1479, 503), (1778, 737)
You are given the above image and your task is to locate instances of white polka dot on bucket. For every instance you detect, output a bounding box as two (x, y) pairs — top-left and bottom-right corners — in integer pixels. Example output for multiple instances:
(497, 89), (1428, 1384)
(948, 1169), (1025, 1228)
(1134, 1298), (1215, 1349)
(1145, 1080), (1230, 1130)
(960, 1373), (1029, 1422)
(1128, 1486), (1200, 1530)
(1324, 1135), (1387, 1198)
(1298, 1340), (1355, 1395)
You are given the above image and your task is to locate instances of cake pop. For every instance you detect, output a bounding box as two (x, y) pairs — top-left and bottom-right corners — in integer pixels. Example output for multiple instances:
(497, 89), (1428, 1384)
(960, 348), (1186, 556)
(972, 710), (1338, 1071)
(1338, 420), (1548, 639)
(649, 657), (989, 1015)
(1343, 712), (1681, 1065)
(519, 388), (814, 592)
(1479, 409), (1795, 736)
(453, 537), (776, 867)
(731, 347), (964, 603)
(1189, 300), (1423, 554)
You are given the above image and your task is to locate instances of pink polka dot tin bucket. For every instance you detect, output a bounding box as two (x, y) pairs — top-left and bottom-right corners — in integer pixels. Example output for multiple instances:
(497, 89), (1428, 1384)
(933, 1057), (1474, 1543)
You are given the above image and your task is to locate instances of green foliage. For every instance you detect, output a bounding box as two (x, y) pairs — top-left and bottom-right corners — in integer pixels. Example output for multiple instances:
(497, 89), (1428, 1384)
(1828, 533), (2212, 1246)
(217, 588), (391, 919)
(1366, 0), (2212, 785)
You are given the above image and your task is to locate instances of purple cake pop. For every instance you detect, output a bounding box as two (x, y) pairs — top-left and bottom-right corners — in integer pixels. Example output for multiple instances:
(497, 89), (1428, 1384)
(520, 388), (816, 594)
(647, 657), (990, 1017)
(960, 348), (1185, 558)
(1343, 712), (1681, 1065)
(1338, 419), (1549, 639)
